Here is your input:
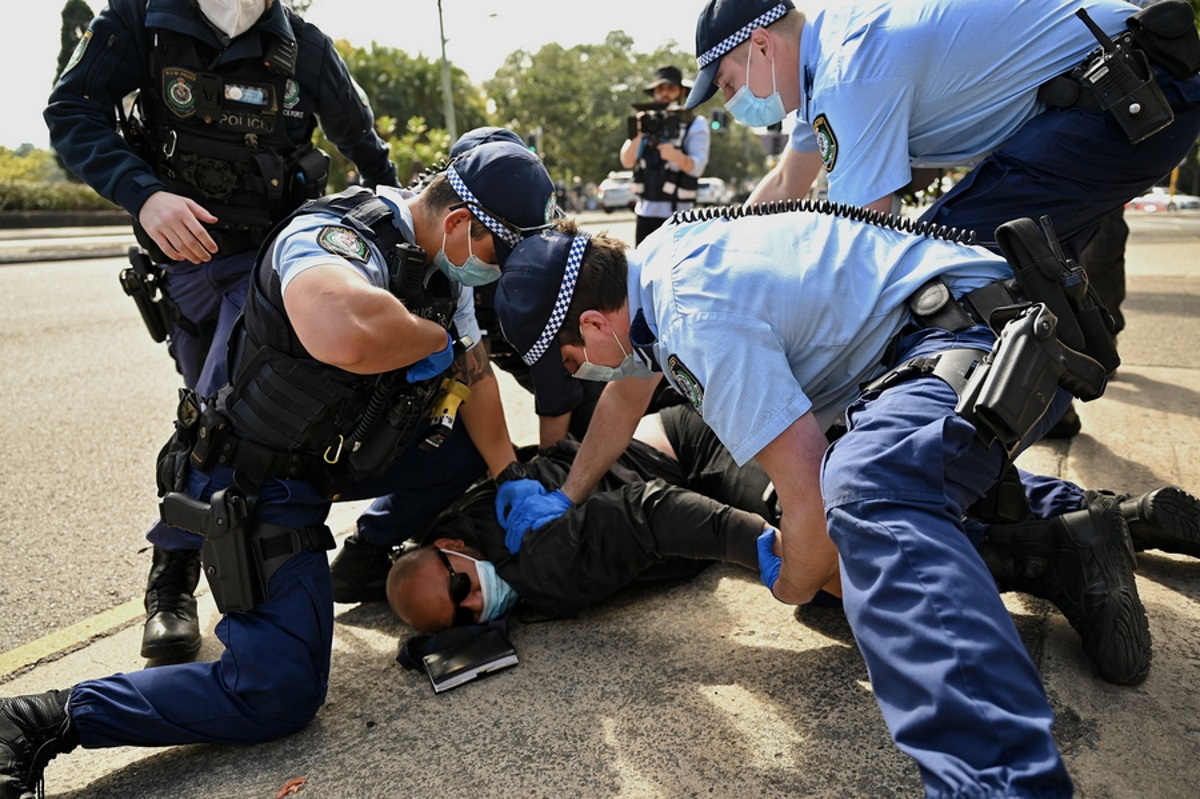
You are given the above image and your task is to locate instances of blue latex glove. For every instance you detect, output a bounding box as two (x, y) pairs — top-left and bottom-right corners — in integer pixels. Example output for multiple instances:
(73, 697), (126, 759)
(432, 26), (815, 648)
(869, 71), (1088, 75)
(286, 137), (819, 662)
(502, 489), (574, 554)
(406, 331), (454, 383)
(757, 527), (782, 594)
(495, 478), (547, 526)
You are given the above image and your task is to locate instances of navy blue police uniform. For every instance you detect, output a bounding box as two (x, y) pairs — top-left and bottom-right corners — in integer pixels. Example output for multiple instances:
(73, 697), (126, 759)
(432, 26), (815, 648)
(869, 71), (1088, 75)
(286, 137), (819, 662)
(45, 0), (400, 660)
(45, 0), (399, 395)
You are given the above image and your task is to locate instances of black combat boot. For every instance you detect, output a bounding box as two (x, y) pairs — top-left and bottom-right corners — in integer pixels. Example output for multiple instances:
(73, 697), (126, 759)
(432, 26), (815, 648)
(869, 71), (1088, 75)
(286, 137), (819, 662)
(0, 690), (78, 799)
(140, 547), (202, 661)
(1086, 486), (1200, 559)
(329, 534), (392, 603)
(981, 494), (1152, 685)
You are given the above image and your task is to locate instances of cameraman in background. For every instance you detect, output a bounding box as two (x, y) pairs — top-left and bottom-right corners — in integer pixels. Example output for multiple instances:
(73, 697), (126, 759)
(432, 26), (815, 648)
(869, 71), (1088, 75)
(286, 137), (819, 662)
(620, 66), (711, 244)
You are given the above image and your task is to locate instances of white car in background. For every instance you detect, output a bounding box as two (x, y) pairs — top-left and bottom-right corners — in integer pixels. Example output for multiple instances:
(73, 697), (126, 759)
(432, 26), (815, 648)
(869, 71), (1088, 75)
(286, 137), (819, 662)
(597, 171), (637, 212)
(696, 177), (731, 206)
(1126, 186), (1200, 212)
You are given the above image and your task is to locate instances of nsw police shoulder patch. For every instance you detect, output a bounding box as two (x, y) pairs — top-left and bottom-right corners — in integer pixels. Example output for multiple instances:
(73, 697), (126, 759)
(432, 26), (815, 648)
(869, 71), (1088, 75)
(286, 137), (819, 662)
(62, 30), (91, 77)
(813, 114), (838, 173)
(317, 226), (369, 263)
(667, 354), (704, 414)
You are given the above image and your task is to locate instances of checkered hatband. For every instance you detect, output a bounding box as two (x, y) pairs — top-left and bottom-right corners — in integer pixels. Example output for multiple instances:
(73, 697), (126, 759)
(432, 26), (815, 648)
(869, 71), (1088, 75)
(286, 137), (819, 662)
(522, 232), (591, 366)
(697, 3), (790, 68)
(446, 166), (522, 248)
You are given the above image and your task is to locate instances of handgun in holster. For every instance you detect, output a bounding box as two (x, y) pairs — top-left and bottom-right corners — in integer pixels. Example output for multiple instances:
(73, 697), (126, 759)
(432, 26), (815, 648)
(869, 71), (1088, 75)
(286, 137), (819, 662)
(160, 487), (262, 614)
(120, 245), (178, 343)
(994, 216), (1120, 389)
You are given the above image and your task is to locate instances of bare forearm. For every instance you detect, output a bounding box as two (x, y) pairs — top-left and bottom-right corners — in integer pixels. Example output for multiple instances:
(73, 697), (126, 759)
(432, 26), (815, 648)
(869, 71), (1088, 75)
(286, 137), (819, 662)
(538, 412), (572, 449)
(456, 348), (516, 477)
(754, 412), (840, 604)
(747, 148), (823, 205)
(561, 375), (661, 503)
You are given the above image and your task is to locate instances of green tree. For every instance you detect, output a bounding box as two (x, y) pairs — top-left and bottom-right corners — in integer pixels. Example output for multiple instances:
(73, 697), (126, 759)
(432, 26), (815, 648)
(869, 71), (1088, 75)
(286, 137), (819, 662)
(484, 32), (767, 188)
(324, 40), (490, 185)
(55, 0), (95, 84)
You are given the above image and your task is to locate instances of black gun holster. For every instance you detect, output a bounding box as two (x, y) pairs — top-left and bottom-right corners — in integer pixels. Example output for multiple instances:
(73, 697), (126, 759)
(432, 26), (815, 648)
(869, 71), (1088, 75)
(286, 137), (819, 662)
(161, 487), (260, 614)
(160, 487), (335, 614)
(870, 217), (1119, 456)
(120, 245), (180, 343)
(156, 399), (336, 614)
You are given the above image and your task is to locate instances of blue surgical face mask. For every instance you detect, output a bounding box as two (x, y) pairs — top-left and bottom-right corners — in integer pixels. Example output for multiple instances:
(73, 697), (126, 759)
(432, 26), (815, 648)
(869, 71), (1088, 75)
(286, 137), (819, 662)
(442, 550), (520, 622)
(573, 329), (655, 382)
(725, 43), (787, 128)
(474, 558), (519, 622)
(434, 228), (502, 287)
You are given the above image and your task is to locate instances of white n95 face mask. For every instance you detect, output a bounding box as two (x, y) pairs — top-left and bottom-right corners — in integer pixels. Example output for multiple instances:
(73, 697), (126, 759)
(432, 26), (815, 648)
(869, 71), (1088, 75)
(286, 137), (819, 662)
(197, 0), (269, 39)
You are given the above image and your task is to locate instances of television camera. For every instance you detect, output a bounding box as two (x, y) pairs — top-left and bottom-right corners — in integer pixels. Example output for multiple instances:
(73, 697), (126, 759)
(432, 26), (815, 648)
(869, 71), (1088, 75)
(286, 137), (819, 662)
(627, 102), (687, 144)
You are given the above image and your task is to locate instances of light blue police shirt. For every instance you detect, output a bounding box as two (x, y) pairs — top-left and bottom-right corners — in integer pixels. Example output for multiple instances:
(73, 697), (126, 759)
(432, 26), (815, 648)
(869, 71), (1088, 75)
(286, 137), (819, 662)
(270, 185), (481, 347)
(786, 0), (1137, 206)
(628, 211), (1012, 465)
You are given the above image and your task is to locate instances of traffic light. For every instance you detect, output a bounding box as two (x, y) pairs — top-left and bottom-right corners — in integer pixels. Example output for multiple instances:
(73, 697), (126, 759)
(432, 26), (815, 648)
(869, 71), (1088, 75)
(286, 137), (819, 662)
(525, 131), (540, 153)
(709, 108), (728, 133)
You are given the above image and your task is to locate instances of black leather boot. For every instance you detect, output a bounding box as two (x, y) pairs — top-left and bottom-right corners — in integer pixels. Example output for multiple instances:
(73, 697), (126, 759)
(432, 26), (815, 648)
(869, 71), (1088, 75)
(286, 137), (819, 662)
(981, 494), (1152, 685)
(140, 546), (202, 661)
(0, 690), (78, 799)
(1086, 487), (1200, 559)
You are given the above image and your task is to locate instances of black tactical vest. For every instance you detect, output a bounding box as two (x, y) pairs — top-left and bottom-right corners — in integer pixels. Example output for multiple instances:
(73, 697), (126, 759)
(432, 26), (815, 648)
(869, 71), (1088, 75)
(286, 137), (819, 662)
(135, 26), (330, 253)
(218, 188), (458, 495)
(632, 115), (699, 205)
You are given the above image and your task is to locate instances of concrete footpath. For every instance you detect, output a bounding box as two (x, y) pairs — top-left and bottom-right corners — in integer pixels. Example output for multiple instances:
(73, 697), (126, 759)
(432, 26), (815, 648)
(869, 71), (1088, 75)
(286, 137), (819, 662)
(1, 223), (1198, 798)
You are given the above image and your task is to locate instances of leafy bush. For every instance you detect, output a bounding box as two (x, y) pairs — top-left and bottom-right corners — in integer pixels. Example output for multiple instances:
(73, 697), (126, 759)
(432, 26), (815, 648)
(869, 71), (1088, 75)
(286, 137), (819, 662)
(0, 180), (120, 212)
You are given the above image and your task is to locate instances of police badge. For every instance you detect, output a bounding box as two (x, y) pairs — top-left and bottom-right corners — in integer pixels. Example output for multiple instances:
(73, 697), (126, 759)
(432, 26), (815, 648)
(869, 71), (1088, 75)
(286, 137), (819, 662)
(317, 226), (370, 263)
(667, 354), (704, 414)
(813, 114), (838, 173)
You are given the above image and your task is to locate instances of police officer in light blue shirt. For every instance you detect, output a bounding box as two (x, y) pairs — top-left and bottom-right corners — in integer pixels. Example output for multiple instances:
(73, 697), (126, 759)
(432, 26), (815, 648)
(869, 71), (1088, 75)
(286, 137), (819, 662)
(487, 205), (1161, 798)
(687, 0), (1200, 258)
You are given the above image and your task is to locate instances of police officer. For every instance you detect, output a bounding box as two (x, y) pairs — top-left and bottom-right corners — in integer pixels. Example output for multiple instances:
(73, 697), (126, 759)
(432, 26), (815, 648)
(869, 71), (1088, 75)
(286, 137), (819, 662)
(0, 140), (560, 799)
(693, 0), (1200, 435)
(620, 65), (712, 244)
(328, 125), (571, 604)
(697, 0), (1200, 247)
(488, 206), (1174, 796)
(44, 0), (401, 662)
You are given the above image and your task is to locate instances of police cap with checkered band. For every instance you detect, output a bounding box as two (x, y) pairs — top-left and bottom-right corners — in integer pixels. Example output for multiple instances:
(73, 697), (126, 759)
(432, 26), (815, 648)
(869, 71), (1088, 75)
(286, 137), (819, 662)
(685, 0), (795, 109)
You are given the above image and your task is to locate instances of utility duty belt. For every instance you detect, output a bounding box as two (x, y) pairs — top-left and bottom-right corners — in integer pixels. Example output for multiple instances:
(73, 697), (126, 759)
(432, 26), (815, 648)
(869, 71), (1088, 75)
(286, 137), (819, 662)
(155, 374), (469, 613)
(865, 215), (1120, 457)
(1038, 1), (1200, 144)
(160, 487), (334, 614)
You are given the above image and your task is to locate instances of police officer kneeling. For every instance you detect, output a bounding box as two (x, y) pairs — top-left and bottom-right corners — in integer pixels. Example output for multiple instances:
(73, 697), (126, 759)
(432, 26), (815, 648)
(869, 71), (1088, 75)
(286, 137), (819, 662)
(0, 140), (558, 798)
(489, 203), (1180, 798)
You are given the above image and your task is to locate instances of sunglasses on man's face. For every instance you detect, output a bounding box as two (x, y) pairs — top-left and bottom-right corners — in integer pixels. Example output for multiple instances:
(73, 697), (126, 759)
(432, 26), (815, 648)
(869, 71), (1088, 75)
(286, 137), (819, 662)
(436, 549), (475, 627)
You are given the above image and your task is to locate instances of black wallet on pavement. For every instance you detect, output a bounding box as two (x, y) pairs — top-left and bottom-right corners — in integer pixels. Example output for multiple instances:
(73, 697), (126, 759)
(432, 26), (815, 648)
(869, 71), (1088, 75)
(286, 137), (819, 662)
(421, 627), (519, 693)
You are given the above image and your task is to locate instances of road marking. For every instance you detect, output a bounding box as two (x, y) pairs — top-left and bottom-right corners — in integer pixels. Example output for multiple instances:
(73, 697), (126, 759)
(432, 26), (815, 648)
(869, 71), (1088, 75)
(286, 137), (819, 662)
(0, 597), (144, 679)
